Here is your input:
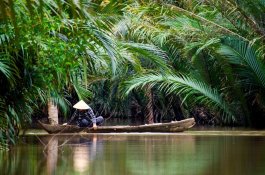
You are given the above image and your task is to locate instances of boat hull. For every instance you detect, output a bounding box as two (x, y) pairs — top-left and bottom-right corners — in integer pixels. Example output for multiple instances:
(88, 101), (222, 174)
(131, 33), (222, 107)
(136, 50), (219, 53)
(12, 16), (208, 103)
(38, 118), (195, 134)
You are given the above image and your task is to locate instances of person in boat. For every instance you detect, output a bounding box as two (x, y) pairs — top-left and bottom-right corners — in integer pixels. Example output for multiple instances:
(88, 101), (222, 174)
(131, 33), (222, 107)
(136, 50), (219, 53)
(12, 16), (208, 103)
(69, 100), (104, 128)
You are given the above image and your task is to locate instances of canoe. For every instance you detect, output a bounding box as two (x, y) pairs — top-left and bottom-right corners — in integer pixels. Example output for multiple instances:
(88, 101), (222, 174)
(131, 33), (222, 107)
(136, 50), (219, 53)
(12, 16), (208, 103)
(38, 118), (195, 134)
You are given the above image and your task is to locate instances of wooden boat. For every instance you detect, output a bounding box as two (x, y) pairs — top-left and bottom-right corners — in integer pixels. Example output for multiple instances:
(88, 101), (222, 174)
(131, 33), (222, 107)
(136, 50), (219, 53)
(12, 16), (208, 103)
(38, 118), (195, 134)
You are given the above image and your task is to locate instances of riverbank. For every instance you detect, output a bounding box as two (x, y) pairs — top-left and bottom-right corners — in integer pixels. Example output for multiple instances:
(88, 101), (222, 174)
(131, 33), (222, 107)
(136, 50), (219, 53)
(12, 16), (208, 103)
(21, 128), (265, 136)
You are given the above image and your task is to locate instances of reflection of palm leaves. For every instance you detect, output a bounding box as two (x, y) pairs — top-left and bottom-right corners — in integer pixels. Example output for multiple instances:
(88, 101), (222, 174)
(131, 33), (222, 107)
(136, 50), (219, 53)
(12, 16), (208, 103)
(124, 73), (235, 122)
(126, 137), (215, 175)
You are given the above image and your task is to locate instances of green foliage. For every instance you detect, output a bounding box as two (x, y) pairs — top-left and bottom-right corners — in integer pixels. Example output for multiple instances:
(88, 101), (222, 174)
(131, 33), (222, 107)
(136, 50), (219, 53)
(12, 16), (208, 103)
(0, 0), (119, 149)
(1, 0), (265, 149)
(123, 73), (235, 123)
(218, 38), (265, 89)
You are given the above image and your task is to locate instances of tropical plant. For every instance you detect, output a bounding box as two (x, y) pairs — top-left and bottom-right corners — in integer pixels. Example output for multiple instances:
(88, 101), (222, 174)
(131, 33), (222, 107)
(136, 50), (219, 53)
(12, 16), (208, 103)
(117, 0), (265, 126)
(217, 37), (265, 125)
(123, 73), (235, 123)
(1, 0), (265, 150)
(0, 0), (119, 149)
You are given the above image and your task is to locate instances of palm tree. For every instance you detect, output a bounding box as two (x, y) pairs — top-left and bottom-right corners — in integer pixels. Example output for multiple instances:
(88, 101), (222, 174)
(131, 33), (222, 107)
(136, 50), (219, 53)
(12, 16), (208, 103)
(117, 0), (265, 126)
(1, 0), (265, 150)
(0, 0), (119, 148)
(217, 37), (265, 125)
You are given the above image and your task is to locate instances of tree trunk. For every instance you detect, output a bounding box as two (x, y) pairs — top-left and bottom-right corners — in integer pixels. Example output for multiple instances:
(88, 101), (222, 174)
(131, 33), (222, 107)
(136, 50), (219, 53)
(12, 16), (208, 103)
(145, 86), (154, 124)
(48, 99), (58, 125)
(173, 97), (185, 121)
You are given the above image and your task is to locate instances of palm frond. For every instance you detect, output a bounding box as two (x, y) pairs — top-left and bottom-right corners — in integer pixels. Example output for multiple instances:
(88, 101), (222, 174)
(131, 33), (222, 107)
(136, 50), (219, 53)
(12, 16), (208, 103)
(163, 3), (248, 41)
(122, 42), (171, 72)
(50, 91), (71, 117)
(0, 34), (12, 45)
(123, 73), (235, 123)
(193, 38), (220, 57)
(218, 38), (265, 89)
(258, 0), (265, 6)
(0, 54), (19, 87)
(83, 21), (118, 76)
(72, 78), (93, 101)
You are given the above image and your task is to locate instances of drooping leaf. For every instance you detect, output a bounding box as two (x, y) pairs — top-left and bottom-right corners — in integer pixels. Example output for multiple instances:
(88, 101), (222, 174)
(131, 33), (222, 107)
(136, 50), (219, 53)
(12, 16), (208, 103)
(123, 73), (235, 123)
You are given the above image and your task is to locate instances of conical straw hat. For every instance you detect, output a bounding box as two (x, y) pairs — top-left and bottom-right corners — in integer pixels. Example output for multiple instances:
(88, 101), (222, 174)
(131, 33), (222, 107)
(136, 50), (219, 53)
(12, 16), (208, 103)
(73, 100), (90, 110)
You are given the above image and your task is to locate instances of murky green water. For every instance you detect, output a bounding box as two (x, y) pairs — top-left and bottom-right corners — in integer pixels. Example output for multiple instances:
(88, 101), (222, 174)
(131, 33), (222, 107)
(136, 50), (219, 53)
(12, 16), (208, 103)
(1, 132), (265, 175)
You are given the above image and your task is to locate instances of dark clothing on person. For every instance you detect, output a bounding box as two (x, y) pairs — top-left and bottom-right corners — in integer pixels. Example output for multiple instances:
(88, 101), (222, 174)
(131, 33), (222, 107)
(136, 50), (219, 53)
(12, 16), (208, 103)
(79, 116), (104, 127)
(69, 108), (104, 127)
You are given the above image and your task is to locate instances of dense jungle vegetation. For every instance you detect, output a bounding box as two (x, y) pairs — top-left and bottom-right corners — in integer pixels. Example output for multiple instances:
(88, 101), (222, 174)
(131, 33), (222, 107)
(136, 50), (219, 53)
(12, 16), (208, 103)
(1, 0), (265, 149)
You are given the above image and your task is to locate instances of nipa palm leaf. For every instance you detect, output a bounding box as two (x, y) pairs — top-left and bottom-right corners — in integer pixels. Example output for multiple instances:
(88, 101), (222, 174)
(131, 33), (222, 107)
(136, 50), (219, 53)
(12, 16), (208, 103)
(218, 38), (265, 89)
(123, 73), (235, 123)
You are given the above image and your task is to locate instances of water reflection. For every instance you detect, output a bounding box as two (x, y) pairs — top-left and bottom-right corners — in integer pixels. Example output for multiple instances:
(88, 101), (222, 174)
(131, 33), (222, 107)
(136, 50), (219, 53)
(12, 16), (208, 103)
(41, 134), (102, 175)
(125, 136), (197, 175)
(72, 135), (99, 173)
(73, 145), (89, 172)
(0, 134), (265, 175)
(46, 136), (58, 175)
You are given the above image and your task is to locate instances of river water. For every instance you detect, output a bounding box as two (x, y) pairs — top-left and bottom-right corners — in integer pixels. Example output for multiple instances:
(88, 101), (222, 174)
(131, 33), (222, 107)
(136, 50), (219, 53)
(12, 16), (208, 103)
(1, 131), (265, 175)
